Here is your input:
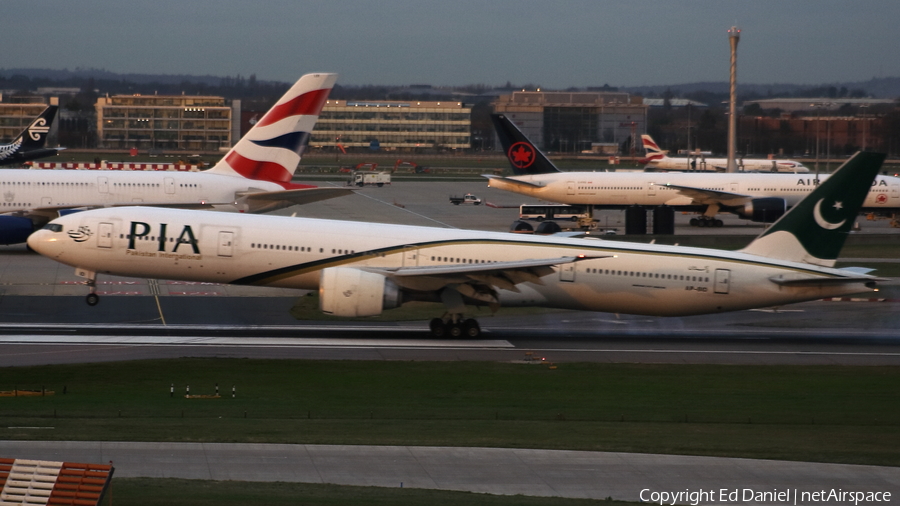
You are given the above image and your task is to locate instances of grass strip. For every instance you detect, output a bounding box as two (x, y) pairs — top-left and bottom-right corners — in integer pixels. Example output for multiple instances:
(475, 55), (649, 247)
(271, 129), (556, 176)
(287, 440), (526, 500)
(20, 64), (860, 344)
(109, 478), (630, 506)
(2, 359), (898, 466)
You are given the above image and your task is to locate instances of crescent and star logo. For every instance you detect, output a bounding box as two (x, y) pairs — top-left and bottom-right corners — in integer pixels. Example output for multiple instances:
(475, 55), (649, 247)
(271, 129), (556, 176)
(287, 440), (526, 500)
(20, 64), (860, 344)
(28, 118), (50, 141)
(507, 142), (535, 169)
(67, 226), (93, 243)
(813, 199), (846, 230)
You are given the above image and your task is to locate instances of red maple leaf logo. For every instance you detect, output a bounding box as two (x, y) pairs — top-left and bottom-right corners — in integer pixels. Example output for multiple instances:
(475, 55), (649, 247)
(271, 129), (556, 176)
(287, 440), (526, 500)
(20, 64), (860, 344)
(877, 193), (888, 204)
(508, 142), (535, 169)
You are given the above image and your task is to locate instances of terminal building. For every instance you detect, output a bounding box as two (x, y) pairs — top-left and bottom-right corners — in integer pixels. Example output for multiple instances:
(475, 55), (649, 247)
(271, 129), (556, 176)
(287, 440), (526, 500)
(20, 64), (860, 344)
(95, 93), (239, 151)
(311, 100), (472, 151)
(492, 90), (648, 154)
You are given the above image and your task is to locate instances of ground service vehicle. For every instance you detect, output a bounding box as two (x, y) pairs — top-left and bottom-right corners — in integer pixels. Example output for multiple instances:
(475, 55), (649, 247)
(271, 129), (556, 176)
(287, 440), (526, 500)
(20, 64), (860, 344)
(351, 171), (391, 187)
(449, 194), (482, 205)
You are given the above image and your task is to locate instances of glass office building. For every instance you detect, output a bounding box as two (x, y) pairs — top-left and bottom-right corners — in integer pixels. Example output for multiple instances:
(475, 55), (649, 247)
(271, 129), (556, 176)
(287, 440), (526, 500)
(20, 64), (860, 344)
(313, 100), (471, 151)
(96, 94), (237, 151)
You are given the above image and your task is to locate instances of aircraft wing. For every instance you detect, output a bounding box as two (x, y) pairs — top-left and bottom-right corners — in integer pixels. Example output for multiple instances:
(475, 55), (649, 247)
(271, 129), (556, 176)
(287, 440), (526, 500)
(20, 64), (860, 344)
(365, 255), (607, 303)
(769, 273), (883, 287)
(240, 187), (355, 207)
(482, 174), (545, 189)
(652, 183), (751, 207)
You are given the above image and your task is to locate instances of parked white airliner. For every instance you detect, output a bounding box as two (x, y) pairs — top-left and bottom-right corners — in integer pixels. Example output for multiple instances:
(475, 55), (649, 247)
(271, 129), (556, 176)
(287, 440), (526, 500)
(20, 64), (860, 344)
(640, 134), (810, 173)
(28, 152), (886, 338)
(487, 114), (900, 228)
(0, 73), (348, 245)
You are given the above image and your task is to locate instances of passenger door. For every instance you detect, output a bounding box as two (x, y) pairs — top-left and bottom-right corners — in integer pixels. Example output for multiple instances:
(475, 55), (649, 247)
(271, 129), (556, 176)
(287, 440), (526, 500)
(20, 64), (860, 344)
(217, 231), (234, 257)
(714, 269), (731, 294)
(98, 222), (113, 248)
(559, 263), (575, 282)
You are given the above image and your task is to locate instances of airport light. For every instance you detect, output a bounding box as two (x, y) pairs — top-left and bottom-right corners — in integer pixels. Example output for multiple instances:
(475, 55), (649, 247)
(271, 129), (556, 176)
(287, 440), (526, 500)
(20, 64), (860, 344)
(860, 103), (870, 151)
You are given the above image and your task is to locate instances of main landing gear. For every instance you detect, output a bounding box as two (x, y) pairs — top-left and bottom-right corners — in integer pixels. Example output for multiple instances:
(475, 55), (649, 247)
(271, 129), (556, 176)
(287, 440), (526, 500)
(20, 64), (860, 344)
(429, 315), (481, 338)
(689, 216), (724, 227)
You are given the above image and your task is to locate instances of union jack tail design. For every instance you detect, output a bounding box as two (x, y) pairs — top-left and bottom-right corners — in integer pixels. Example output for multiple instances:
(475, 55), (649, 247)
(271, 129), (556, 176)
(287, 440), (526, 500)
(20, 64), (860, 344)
(207, 73), (337, 187)
(639, 134), (668, 164)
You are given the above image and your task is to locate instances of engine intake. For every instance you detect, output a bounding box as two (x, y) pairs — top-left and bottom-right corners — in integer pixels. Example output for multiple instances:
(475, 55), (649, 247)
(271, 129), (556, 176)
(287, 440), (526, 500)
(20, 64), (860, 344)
(0, 215), (36, 245)
(734, 197), (786, 223)
(319, 267), (402, 317)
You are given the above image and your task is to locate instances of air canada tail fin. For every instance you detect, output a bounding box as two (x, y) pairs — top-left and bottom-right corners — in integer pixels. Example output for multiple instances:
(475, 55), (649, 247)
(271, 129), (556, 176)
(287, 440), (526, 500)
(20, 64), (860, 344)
(207, 73), (337, 187)
(491, 114), (560, 175)
(740, 151), (886, 267)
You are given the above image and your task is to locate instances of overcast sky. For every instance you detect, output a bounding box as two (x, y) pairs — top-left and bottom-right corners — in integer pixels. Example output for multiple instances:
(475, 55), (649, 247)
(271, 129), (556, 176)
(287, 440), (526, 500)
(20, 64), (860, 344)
(4, 0), (898, 88)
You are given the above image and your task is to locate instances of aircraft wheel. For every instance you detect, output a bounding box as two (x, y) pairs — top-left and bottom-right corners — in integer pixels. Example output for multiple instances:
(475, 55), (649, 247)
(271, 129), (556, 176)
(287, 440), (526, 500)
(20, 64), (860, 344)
(448, 323), (463, 339)
(463, 319), (481, 338)
(714, 219), (724, 227)
(689, 218), (699, 226)
(86, 293), (99, 306)
(429, 318), (446, 338)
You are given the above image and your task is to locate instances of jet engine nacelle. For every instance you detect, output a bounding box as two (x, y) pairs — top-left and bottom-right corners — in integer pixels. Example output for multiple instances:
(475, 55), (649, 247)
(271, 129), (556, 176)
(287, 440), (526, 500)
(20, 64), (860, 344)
(319, 267), (402, 317)
(735, 197), (786, 223)
(0, 215), (36, 245)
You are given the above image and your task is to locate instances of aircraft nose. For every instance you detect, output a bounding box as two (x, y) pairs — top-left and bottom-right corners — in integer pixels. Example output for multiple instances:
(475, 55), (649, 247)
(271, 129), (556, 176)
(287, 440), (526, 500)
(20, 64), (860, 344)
(27, 228), (60, 257)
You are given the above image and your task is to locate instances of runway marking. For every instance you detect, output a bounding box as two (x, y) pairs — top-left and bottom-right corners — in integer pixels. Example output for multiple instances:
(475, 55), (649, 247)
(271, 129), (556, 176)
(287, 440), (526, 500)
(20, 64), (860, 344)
(0, 335), (514, 348)
(352, 189), (457, 228)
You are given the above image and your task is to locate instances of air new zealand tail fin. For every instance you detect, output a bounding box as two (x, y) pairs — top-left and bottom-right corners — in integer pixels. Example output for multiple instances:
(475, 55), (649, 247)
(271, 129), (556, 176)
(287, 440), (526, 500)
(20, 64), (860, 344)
(0, 105), (60, 165)
(740, 151), (886, 267)
(18, 105), (58, 150)
(491, 114), (560, 175)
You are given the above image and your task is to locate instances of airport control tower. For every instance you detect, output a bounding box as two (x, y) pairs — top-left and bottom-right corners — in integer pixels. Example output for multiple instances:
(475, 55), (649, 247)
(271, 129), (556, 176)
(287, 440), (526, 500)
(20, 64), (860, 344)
(726, 26), (740, 173)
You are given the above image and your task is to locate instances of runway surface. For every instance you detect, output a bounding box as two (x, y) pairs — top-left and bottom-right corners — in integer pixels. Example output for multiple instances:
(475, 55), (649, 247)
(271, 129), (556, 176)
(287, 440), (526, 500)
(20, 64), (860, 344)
(2, 441), (898, 503)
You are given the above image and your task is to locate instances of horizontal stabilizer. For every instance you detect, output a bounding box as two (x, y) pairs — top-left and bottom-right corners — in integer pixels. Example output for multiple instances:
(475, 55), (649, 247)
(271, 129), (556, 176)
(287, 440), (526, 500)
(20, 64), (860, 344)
(242, 187), (354, 206)
(483, 174), (544, 189)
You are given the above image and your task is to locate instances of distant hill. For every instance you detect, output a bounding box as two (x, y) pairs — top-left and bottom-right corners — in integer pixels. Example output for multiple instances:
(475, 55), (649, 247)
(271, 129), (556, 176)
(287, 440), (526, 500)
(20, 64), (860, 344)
(0, 68), (246, 87)
(2, 68), (899, 99)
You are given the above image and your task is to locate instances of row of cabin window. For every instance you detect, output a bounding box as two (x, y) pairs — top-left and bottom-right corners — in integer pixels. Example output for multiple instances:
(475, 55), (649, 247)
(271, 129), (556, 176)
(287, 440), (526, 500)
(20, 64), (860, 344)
(249, 243), (356, 255)
(430, 256), (496, 264)
(1, 181), (89, 186)
(587, 267), (709, 282)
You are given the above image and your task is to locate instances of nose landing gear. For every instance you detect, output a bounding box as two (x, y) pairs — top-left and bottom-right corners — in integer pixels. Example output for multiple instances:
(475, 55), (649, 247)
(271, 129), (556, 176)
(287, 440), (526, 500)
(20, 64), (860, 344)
(76, 267), (99, 306)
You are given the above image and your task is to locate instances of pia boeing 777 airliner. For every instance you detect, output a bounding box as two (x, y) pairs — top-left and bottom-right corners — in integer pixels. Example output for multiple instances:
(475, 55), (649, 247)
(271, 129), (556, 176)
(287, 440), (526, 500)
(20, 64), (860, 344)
(0, 73), (349, 245)
(28, 152), (887, 338)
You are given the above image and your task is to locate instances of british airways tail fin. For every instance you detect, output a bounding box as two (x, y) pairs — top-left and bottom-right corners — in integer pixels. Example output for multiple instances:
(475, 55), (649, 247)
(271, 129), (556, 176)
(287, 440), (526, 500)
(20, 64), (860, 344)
(740, 151), (886, 267)
(0, 105), (61, 165)
(491, 114), (560, 175)
(639, 134), (668, 164)
(207, 73), (337, 186)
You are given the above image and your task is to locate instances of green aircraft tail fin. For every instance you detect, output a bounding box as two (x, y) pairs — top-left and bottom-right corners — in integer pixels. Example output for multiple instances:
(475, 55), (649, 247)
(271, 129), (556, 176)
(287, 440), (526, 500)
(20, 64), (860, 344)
(740, 151), (887, 267)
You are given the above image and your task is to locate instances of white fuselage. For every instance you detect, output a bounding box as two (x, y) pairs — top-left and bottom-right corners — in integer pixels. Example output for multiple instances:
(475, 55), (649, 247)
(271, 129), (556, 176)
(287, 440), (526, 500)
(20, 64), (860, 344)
(29, 207), (875, 317)
(489, 172), (900, 211)
(645, 155), (808, 173)
(0, 169), (285, 212)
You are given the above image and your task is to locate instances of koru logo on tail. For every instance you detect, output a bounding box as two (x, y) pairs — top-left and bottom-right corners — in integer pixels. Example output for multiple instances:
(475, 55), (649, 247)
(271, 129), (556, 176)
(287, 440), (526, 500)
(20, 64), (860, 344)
(813, 199), (846, 230)
(29, 118), (50, 141)
(507, 142), (535, 169)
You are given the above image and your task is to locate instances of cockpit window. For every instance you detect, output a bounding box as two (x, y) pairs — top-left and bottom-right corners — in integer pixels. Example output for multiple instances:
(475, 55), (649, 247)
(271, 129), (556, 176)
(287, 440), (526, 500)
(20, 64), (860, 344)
(42, 223), (63, 232)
